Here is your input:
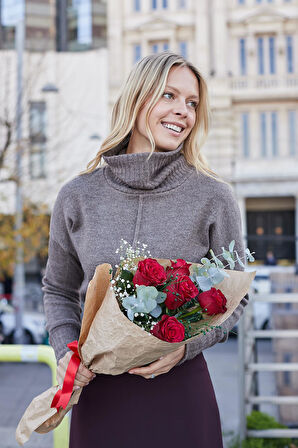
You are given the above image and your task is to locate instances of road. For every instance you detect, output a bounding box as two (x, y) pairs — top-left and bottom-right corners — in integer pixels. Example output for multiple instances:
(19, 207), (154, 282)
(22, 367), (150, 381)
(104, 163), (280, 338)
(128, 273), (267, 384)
(0, 338), (276, 448)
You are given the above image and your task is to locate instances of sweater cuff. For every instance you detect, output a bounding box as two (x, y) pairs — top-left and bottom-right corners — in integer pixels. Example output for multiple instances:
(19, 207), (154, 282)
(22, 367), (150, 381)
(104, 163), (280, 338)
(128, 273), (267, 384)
(49, 324), (81, 363)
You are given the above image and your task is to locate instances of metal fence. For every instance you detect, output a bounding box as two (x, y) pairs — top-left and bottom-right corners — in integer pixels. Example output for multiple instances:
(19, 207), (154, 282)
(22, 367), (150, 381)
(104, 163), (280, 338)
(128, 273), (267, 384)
(238, 292), (298, 441)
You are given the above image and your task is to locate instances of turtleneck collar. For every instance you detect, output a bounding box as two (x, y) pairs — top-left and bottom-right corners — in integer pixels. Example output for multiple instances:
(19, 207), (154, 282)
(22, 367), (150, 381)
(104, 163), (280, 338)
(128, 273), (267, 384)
(102, 137), (195, 194)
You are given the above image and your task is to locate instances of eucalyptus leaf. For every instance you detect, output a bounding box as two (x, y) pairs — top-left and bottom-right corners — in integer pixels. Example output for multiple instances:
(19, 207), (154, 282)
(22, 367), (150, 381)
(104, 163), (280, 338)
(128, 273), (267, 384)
(156, 291), (167, 304)
(209, 249), (224, 269)
(136, 285), (158, 301)
(200, 257), (211, 267)
(229, 240), (235, 253)
(208, 266), (229, 285)
(127, 309), (135, 321)
(195, 275), (213, 291)
(245, 248), (255, 262)
(222, 249), (235, 270)
(235, 250), (245, 268)
(150, 304), (162, 318)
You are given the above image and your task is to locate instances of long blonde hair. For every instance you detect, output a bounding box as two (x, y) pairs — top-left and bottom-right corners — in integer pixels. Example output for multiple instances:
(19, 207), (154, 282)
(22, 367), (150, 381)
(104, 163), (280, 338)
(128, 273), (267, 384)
(83, 52), (218, 178)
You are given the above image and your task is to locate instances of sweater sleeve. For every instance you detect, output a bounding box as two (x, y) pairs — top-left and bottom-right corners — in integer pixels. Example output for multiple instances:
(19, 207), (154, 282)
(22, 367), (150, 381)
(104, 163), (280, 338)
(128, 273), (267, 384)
(42, 187), (84, 363)
(178, 183), (249, 365)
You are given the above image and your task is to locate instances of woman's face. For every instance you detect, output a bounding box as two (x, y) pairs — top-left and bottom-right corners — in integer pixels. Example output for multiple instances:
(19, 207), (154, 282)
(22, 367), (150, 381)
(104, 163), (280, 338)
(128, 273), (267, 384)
(127, 65), (199, 154)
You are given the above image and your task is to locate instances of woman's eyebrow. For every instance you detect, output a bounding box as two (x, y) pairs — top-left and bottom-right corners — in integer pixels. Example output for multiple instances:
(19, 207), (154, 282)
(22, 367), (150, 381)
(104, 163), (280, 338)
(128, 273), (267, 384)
(165, 84), (199, 100)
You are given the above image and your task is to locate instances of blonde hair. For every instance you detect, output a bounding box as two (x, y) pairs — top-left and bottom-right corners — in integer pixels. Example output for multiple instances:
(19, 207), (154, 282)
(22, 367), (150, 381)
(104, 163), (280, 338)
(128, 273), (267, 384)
(83, 52), (218, 179)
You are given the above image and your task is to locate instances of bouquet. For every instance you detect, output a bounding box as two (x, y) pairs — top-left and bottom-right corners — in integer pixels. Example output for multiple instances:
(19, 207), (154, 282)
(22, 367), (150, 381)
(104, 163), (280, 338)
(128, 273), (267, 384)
(16, 240), (255, 445)
(113, 239), (255, 343)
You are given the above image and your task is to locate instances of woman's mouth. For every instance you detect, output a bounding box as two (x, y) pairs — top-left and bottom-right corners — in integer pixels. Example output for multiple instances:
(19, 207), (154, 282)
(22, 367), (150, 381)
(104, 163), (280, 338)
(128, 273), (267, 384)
(161, 122), (184, 135)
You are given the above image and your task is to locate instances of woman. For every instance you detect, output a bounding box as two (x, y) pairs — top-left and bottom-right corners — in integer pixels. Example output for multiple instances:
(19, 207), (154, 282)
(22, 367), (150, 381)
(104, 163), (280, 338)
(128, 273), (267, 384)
(43, 52), (248, 447)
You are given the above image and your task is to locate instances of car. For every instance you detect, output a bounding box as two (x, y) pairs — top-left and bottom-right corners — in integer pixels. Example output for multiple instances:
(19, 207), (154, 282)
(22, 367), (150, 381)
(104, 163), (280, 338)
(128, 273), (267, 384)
(0, 299), (46, 344)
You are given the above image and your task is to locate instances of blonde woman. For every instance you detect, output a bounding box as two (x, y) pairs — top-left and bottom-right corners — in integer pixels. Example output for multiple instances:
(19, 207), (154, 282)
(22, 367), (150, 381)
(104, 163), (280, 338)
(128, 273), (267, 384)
(43, 52), (248, 447)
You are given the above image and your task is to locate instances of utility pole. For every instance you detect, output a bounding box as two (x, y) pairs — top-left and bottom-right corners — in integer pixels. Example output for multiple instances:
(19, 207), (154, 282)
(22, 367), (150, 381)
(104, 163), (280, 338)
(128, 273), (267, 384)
(13, 6), (25, 344)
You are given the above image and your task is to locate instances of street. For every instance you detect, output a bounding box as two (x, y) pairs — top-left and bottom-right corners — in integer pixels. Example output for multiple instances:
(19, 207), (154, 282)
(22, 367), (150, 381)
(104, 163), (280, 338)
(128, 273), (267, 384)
(0, 339), (276, 448)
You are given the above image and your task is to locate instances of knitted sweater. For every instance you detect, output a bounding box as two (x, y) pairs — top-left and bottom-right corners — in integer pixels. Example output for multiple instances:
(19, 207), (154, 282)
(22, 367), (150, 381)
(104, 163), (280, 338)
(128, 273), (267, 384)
(42, 139), (248, 364)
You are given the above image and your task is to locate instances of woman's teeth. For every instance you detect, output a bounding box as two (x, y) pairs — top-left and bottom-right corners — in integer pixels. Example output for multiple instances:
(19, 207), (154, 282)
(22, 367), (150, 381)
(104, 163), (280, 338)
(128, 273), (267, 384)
(162, 123), (183, 133)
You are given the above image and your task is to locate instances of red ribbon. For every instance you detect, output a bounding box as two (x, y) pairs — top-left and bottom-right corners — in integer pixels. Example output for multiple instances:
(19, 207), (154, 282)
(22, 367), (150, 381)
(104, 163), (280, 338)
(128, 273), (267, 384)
(51, 340), (81, 411)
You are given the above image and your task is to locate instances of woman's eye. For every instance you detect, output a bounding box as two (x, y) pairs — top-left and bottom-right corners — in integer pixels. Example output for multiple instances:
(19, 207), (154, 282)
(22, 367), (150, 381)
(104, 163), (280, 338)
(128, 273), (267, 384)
(187, 101), (197, 109)
(163, 92), (173, 100)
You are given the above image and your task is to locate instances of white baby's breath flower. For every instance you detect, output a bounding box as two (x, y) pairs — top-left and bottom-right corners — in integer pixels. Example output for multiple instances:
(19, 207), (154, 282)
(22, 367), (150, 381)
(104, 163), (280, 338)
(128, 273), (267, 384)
(134, 313), (139, 317)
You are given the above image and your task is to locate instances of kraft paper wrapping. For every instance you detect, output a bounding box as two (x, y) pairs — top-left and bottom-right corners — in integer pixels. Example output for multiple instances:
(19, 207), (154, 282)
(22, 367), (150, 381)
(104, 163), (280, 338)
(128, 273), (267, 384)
(16, 261), (255, 445)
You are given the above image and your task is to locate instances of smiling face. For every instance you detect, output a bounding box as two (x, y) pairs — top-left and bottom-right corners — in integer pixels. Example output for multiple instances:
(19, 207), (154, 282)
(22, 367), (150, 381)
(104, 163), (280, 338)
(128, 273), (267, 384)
(126, 65), (200, 154)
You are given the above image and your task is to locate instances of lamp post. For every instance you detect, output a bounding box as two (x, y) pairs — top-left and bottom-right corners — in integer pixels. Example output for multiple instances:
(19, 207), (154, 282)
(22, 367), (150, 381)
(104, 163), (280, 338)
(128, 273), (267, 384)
(13, 9), (25, 344)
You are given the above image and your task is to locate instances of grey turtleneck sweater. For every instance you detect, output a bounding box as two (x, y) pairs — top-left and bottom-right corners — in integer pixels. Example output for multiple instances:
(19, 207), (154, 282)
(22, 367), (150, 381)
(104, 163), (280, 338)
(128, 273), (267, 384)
(43, 140), (248, 364)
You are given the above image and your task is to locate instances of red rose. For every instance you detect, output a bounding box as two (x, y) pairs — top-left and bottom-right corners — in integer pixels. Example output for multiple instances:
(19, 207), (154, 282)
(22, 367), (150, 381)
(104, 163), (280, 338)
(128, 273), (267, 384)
(133, 258), (167, 287)
(197, 288), (227, 316)
(165, 274), (199, 310)
(166, 259), (192, 278)
(151, 315), (185, 342)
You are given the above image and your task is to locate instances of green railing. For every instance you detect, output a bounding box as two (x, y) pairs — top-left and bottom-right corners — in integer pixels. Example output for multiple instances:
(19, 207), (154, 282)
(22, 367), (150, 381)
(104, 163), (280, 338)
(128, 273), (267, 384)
(0, 344), (69, 448)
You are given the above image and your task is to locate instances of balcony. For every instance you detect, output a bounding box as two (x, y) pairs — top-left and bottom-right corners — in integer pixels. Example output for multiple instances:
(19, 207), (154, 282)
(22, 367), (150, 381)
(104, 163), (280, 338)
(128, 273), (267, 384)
(230, 74), (298, 100)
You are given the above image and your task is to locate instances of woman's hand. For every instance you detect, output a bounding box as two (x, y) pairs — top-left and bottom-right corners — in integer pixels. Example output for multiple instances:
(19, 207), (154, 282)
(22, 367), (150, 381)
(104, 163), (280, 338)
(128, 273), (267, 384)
(57, 351), (96, 390)
(128, 345), (185, 379)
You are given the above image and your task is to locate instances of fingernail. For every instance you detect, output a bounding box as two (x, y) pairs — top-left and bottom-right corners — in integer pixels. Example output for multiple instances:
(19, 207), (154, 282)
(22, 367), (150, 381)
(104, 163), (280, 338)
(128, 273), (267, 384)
(74, 386), (80, 390)
(129, 371), (134, 374)
(159, 356), (164, 360)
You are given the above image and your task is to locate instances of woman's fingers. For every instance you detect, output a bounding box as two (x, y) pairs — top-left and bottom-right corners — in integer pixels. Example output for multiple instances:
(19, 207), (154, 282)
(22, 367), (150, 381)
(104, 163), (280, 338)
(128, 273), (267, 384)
(128, 346), (185, 379)
(57, 351), (95, 388)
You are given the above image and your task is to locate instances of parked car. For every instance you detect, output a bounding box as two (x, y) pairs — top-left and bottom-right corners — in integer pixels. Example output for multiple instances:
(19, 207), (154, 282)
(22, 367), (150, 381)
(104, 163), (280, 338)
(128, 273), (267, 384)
(0, 299), (46, 344)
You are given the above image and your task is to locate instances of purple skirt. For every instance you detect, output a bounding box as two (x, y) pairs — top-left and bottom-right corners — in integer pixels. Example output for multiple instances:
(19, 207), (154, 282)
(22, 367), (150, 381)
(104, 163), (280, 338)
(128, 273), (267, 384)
(70, 353), (223, 448)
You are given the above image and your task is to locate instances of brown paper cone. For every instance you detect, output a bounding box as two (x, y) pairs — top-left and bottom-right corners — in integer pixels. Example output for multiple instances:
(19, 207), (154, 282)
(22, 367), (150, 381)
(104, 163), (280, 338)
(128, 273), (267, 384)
(81, 261), (255, 374)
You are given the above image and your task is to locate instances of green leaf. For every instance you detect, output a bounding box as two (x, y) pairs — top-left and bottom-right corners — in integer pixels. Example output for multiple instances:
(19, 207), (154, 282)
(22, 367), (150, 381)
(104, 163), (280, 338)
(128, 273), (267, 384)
(235, 250), (245, 268)
(121, 269), (134, 282)
(150, 304), (162, 318)
(229, 240), (235, 253)
(156, 291), (167, 304)
(245, 248), (255, 262)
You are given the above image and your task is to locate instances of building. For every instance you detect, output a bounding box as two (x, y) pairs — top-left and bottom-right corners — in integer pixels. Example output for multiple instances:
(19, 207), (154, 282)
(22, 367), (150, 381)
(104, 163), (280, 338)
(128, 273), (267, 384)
(0, 0), (107, 52)
(108, 0), (298, 265)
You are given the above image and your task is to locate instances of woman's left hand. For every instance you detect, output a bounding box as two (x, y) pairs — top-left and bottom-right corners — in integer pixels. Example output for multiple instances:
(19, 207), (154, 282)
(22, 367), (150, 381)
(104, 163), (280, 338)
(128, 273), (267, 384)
(128, 345), (185, 379)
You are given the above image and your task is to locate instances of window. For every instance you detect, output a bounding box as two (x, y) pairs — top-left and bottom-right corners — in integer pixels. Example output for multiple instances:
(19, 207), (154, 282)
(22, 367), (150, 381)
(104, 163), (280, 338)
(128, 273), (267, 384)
(152, 0), (157, 9)
(67, 0), (92, 50)
(0, 0), (25, 49)
(29, 102), (46, 179)
(238, 0), (245, 4)
(257, 37), (264, 75)
(178, 0), (187, 7)
(257, 36), (277, 75)
(241, 113), (250, 158)
(259, 112), (279, 157)
(239, 38), (246, 75)
(288, 110), (296, 156)
(152, 44), (158, 54)
(271, 112), (278, 156)
(133, 44), (141, 63)
(286, 36), (293, 73)
(269, 37), (275, 74)
(162, 0), (168, 8)
(150, 41), (169, 54)
(134, 0), (141, 11)
(179, 41), (187, 58)
(260, 113), (267, 157)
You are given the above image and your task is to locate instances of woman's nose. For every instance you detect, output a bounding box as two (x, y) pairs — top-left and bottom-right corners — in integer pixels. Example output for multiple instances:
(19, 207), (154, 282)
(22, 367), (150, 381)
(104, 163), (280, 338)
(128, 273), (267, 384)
(173, 100), (188, 117)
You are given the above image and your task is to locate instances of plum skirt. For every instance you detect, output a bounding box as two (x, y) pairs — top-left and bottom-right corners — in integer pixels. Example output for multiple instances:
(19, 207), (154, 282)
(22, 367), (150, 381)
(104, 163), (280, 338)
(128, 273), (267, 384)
(69, 353), (223, 448)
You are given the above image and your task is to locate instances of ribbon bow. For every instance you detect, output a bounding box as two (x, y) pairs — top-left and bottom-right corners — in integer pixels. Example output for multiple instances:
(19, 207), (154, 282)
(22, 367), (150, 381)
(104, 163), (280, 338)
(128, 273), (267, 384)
(51, 340), (81, 411)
